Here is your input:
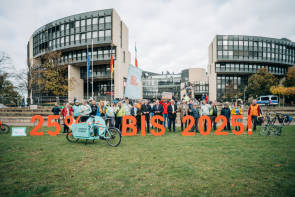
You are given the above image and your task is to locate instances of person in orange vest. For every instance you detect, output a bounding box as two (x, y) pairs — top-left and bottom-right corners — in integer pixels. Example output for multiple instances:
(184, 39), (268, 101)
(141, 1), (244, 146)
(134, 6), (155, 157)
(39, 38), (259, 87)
(248, 99), (261, 131)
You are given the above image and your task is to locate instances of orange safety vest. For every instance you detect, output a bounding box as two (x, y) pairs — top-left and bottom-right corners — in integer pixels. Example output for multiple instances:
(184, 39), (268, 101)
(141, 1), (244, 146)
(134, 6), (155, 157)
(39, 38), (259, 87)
(250, 104), (259, 116)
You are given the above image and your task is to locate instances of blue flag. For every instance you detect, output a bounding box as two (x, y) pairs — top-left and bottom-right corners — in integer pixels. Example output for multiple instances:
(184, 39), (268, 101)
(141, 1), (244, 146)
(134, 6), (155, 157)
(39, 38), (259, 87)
(86, 47), (91, 78)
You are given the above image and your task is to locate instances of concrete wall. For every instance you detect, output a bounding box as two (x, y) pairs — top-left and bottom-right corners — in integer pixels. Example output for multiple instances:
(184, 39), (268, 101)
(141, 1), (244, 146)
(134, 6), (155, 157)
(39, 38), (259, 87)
(208, 36), (217, 101)
(68, 64), (84, 102)
(188, 68), (208, 82)
(112, 9), (131, 99)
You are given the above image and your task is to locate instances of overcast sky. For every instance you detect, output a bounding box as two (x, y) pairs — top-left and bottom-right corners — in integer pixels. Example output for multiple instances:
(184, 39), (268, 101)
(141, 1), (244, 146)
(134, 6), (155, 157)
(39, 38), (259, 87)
(0, 0), (294, 73)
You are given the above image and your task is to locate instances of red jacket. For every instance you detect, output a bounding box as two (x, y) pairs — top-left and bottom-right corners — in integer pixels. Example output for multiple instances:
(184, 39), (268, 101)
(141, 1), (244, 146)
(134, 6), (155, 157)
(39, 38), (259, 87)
(61, 107), (74, 117)
(160, 100), (170, 114)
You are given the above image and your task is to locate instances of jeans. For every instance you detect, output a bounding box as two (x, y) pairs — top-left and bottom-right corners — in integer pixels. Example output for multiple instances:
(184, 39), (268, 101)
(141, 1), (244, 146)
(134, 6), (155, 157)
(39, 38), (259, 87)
(115, 117), (122, 130)
(168, 118), (176, 132)
(252, 116), (258, 131)
(163, 114), (168, 128)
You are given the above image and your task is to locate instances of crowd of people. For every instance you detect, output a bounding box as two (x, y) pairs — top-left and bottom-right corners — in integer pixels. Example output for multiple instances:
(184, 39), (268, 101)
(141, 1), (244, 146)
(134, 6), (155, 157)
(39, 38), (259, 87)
(52, 97), (262, 133)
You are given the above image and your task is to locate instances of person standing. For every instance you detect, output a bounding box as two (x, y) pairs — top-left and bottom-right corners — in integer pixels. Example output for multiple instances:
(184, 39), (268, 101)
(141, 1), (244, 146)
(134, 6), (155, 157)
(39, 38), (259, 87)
(115, 102), (125, 130)
(61, 103), (73, 133)
(51, 103), (61, 124)
(106, 102), (115, 127)
(248, 99), (260, 131)
(232, 101), (243, 131)
(98, 101), (106, 118)
(152, 100), (164, 125)
(191, 103), (200, 132)
(90, 100), (99, 116)
(210, 100), (218, 130)
(72, 100), (80, 121)
(79, 100), (92, 122)
(141, 99), (152, 133)
(179, 100), (189, 131)
(200, 100), (211, 130)
(167, 100), (177, 132)
(160, 99), (170, 128)
(221, 103), (231, 130)
(131, 103), (141, 132)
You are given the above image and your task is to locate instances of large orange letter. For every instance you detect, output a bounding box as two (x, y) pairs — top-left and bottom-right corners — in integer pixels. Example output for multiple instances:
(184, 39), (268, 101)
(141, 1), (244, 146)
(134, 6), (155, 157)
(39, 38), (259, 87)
(214, 115), (228, 135)
(47, 115), (61, 136)
(181, 115), (195, 136)
(232, 115), (244, 135)
(30, 115), (44, 136)
(198, 115), (211, 136)
(141, 115), (146, 136)
(150, 115), (165, 136)
(122, 115), (137, 136)
(247, 115), (252, 135)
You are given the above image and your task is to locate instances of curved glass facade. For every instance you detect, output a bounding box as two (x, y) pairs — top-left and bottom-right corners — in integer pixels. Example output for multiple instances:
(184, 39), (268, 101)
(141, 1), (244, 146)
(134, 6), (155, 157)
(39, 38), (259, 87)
(32, 9), (113, 57)
(209, 35), (295, 101)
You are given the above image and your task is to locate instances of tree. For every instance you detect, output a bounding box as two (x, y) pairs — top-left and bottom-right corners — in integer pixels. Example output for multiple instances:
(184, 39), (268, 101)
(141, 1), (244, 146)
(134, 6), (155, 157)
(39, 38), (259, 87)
(247, 68), (278, 97)
(283, 66), (295, 87)
(0, 52), (21, 105)
(34, 51), (68, 96)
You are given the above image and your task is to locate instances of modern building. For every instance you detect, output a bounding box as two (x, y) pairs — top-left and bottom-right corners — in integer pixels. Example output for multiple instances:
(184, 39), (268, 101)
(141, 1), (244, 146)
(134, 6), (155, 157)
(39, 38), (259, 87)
(142, 71), (181, 100)
(27, 9), (131, 102)
(180, 68), (208, 100)
(208, 35), (295, 101)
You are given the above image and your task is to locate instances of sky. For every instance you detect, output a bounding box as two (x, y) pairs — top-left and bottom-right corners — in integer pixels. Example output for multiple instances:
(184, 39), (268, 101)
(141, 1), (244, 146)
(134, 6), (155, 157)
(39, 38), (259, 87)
(0, 0), (294, 74)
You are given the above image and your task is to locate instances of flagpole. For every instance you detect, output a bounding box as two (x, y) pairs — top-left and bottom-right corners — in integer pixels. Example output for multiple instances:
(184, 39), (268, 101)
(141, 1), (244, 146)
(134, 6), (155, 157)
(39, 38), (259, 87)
(110, 45), (113, 103)
(87, 44), (89, 100)
(91, 39), (94, 99)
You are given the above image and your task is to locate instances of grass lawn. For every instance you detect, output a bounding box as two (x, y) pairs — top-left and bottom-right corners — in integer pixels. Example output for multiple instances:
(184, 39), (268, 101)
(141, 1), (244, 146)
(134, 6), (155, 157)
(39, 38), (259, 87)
(0, 126), (295, 196)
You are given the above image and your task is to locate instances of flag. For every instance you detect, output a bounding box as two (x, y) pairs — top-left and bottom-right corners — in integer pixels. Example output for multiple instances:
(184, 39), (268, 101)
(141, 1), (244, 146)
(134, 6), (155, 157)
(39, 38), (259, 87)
(135, 43), (138, 67)
(110, 54), (114, 75)
(86, 46), (91, 78)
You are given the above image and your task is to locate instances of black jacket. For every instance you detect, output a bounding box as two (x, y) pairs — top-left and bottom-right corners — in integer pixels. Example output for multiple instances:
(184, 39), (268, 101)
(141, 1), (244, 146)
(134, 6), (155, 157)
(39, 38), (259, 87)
(52, 106), (61, 115)
(152, 104), (164, 115)
(167, 104), (177, 119)
(141, 104), (151, 116)
(221, 107), (231, 119)
(131, 107), (141, 117)
(90, 104), (98, 116)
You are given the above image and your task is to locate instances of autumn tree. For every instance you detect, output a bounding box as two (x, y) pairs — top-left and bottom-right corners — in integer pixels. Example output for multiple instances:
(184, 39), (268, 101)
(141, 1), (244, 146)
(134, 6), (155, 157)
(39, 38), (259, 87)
(34, 51), (68, 96)
(247, 68), (278, 97)
(283, 66), (295, 87)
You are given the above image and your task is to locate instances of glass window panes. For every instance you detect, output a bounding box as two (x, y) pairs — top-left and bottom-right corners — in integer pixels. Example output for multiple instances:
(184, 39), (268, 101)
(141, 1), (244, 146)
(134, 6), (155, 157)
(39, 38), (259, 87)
(81, 20), (85, 26)
(99, 17), (104, 24)
(93, 31), (98, 38)
(87, 18), (91, 26)
(66, 23), (69, 30)
(105, 30), (111, 37)
(61, 24), (64, 31)
(75, 21), (80, 28)
(81, 33), (85, 40)
(99, 30), (104, 38)
(87, 32), (91, 39)
(105, 16), (111, 23)
(93, 18), (98, 24)
(75, 34), (80, 41)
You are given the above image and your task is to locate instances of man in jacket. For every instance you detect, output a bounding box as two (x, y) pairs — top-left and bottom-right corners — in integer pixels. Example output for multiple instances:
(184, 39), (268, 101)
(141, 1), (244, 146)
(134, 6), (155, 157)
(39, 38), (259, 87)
(248, 99), (260, 131)
(90, 100), (99, 116)
(200, 100), (211, 131)
(152, 100), (164, 125)
(51, 103), (61, 124)
(179, 100), (189, 131)
(210, 100), (218, 130)
(141, 99), (152, 133)
(167, 100), (177, 132)
(131, 103), (141, 132)
(221, 103), (231, 130)
(79, 100), (92, 122)
(191, 103), (200, 132)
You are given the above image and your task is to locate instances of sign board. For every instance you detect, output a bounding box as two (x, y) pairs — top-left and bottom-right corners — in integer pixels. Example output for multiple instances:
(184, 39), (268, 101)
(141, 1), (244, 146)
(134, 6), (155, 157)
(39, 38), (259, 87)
(162, 92), (173, 100)
(30, 105), (38, 110)
(124, 65), (142, 99)
(11, 127), (27, 136)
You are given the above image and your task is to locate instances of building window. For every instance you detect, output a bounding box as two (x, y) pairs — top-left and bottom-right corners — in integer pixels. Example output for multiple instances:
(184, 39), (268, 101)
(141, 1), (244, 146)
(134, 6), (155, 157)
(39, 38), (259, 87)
(81, 20), (85, 26)
(105, 30), (111, 37)
(93, 31), (98, 38)
(99, 17), (104, 24)
(61, 24), (64, 31)
(87, 32), (91, 39)
(87, 18), (91, 26)
(99, 30), (104, 39)
(105, 16), (111, 23)
(81, 33), (86, 40)
(93, 18), (98, 24)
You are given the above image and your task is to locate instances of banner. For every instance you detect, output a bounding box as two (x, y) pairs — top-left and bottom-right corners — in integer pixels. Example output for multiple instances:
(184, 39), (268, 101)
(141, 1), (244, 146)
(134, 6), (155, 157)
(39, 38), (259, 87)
(11, 127), (27, 136)
(124, 65), (142, 99)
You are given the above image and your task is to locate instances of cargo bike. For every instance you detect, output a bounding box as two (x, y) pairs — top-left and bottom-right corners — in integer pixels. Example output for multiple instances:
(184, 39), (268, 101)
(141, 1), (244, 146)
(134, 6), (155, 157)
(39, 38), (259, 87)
(66, 115), (121, 147)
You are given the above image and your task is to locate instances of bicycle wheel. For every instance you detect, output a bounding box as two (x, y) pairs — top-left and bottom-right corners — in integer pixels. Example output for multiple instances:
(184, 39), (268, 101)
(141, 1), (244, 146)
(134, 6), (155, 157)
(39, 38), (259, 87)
(260, 126), (269, 136)
(0, 124), (10, 134)
(66, 132), (79, 143)
(105, 127), (121, 147)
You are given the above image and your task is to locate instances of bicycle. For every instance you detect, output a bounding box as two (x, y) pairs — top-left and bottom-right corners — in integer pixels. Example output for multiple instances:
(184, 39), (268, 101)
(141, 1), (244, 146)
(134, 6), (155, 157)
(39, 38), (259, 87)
(66, 115), (121, 147)
(0, 120), (10, 134)
(260, 113), (283, 136)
